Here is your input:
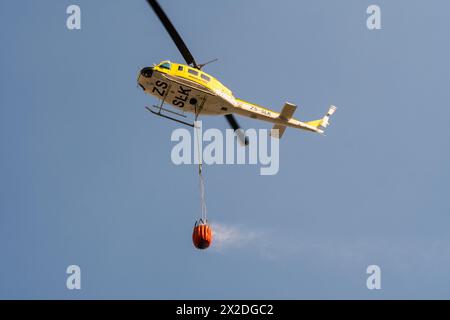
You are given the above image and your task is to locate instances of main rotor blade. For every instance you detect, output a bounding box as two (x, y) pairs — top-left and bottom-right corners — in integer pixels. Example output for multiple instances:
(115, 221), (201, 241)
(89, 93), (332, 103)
(146, 0), (199, 69)
(225, 114), (249, 146)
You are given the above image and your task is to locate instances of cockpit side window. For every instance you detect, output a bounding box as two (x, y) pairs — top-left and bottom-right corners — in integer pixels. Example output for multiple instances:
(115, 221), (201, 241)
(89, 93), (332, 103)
(178, 66), (183, 71)
(159, 62), (171, 70)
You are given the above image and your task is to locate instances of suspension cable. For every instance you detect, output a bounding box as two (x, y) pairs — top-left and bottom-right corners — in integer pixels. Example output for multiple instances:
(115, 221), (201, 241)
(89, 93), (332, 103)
(194, 105), (207, 223)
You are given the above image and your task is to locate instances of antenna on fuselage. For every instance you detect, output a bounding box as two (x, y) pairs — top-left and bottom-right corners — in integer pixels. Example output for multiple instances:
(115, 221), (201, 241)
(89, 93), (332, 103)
(197, 58), (218, 70)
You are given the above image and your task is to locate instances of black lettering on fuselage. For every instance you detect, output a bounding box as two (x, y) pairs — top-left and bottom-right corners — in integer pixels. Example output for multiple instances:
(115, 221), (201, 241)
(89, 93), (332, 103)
(172, 85), (191, 108)
(177, 86), (191, 96)
(172, 99), (185, 108)
(152, 80), (168, 97)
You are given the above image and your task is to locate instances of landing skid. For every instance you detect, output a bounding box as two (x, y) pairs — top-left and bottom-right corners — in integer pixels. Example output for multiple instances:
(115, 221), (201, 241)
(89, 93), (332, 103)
(145, 105), (195, 127)
(145, 94), (206, 128)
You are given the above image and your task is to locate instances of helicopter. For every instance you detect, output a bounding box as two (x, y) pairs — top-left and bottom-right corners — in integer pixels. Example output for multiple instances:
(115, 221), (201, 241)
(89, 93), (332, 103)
(138, 0), (337, 145)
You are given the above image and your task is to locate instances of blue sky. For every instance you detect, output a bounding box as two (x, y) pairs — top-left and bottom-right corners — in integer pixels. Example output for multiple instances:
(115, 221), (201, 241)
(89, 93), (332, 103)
(1, 0), (450, 299)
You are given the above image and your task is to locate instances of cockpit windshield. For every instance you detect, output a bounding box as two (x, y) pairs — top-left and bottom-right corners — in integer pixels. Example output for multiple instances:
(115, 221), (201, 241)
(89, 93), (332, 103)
(159, 62), (171, 70)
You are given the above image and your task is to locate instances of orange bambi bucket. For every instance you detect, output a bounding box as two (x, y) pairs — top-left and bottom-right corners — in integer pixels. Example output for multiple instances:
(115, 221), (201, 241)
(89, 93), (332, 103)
(192, 220), (213, 249)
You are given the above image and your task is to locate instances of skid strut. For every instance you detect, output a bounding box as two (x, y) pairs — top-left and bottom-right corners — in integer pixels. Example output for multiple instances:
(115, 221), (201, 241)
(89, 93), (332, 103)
(146, 94), (206, 128)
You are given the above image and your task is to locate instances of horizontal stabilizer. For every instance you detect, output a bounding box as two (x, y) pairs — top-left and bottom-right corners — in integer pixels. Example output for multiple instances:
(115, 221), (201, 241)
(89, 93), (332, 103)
(279, 102), (297, 120)
(271, 124), (287, 139)
(271, 102), (297, 139)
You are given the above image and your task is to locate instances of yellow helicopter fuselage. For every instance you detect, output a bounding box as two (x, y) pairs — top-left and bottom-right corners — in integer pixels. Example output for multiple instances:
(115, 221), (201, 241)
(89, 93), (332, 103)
(138, 60), (241, 116)
(138, 61), (336, 137)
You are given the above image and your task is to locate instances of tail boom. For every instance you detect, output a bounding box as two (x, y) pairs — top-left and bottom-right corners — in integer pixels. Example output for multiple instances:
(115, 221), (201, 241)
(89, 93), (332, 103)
(233, 98), (337, 137)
